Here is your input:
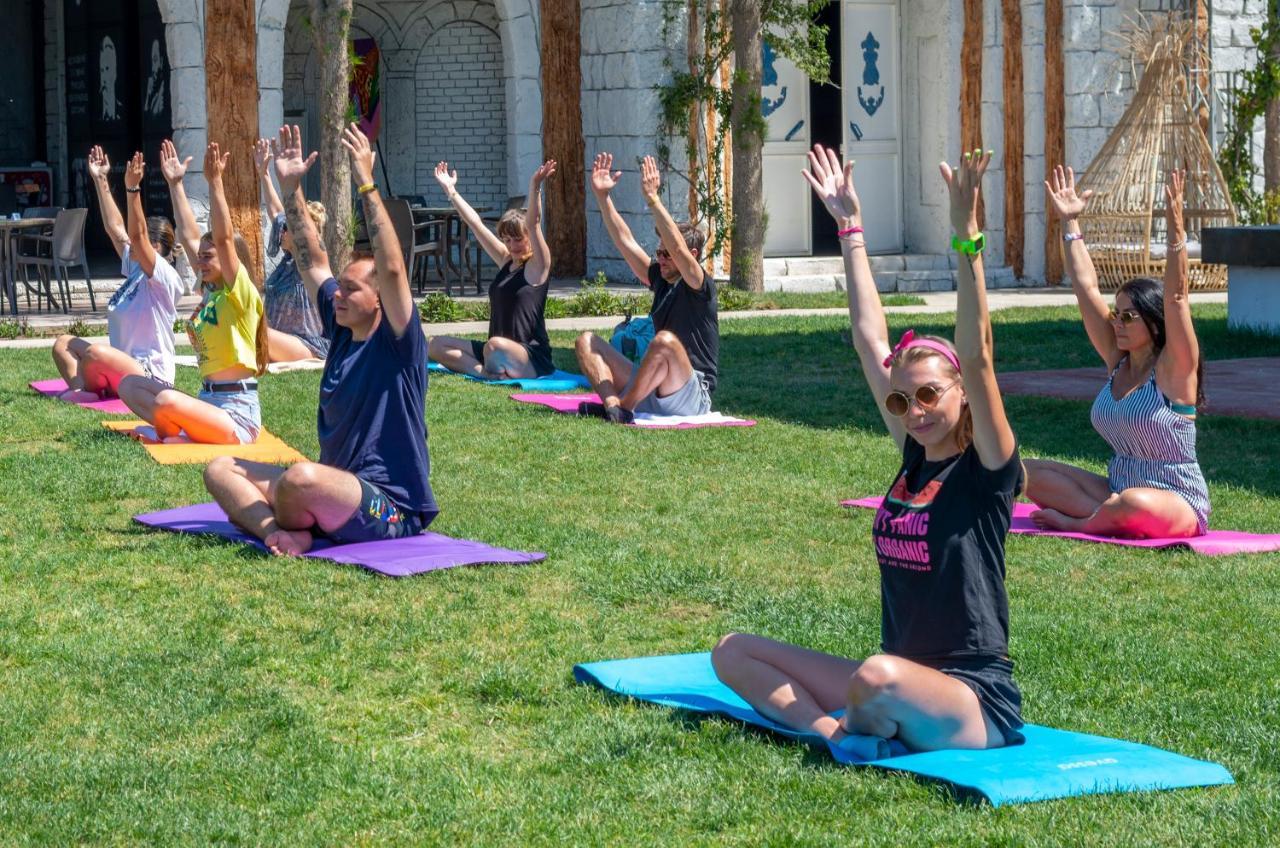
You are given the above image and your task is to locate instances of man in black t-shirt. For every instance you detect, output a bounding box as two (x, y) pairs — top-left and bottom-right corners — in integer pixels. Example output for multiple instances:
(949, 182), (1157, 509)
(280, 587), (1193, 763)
(574, 153), (719, 424)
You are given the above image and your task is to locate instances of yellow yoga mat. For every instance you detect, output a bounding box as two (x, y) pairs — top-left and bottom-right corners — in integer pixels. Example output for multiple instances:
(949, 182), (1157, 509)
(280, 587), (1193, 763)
(101, 420), (309, 465)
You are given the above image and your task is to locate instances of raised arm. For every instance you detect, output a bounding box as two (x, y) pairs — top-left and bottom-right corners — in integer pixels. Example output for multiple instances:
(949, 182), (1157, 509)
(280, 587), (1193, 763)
(1045, 165), (1119, 368)
(343, 123), (413, 336)
(434, 162), (508, 266)
(272, 125), (332, 297)
(122, 152), (159, 278)
(202, 142), (241, 286)
(1157, 170), (1199, 402)
(523, 160), (556, 285)
(802, 144), (903, 447)
(946, 150), (1016, 470)
(253, 138), (284, 220)
(159, 139), (201, 263)
(87, 146), (128, 259)
(590, 152), (651, 282)
(641, 155), (704, 288)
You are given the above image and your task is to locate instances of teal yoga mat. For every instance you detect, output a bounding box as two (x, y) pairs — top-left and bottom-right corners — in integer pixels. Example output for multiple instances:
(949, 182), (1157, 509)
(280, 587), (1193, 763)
(428, 361), (589, 391)
(573, 652), (1234, 806)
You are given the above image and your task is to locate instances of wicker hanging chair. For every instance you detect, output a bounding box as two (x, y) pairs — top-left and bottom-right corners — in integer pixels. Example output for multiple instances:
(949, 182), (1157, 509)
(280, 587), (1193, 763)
(1078, 16), (1235, 291)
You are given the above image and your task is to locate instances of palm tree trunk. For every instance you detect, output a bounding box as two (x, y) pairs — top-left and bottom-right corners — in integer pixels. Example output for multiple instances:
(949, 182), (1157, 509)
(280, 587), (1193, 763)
(309, 0), (354, 271)
(729, 0), (764, 292)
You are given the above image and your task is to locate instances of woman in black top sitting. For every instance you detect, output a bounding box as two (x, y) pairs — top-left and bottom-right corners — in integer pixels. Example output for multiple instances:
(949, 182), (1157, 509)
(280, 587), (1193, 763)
(428, 161), (557, 379)
(712, 145), (1026, 753)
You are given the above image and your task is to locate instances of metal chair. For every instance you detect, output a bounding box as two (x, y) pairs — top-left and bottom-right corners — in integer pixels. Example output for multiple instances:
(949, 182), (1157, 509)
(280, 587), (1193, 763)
(15, 208), (93, 311)
(22, 206), (63, 219)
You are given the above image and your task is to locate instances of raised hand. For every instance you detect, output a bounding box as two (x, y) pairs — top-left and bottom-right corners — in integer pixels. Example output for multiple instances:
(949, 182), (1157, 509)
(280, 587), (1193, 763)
(158, 139), (192, 187)
(1044, 164), (1093, 222)
(433, 161), (458, 194)
(640, 155), (662, 201)
(124, 152), (145, 190)
(1164, 169), (1185, 237)
(271, 125), (318, 196)
(203, 142), (230, 182)
(530, 159), (557, 189)
(940, 148), (992, 236)
(87, 145), (111, 182)
(340, 122), (376, 186)
(590, 152), (622, 195)
(253, 138), (273, 178)
(801, 143), (861, 227)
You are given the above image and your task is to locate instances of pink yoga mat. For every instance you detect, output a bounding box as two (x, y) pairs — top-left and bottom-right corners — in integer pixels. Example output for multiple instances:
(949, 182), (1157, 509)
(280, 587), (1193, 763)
(510, 393), (756, 429)
(135, 502), (546, 577)
(841, 497), (1280, 556)
(30, 379), (131, 414)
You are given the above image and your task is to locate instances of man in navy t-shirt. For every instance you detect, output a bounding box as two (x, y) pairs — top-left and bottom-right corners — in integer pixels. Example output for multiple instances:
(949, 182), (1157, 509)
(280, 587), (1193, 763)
(203, 123), (437, 556)
(574, 153), (719, 424)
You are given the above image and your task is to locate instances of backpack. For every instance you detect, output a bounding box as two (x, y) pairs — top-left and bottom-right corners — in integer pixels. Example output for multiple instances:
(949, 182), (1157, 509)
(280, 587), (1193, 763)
(610, 310), (654, 362)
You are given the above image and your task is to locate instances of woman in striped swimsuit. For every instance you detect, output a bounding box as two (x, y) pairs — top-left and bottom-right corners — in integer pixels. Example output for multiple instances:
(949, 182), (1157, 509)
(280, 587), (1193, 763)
(1024, 167), (1209, 538)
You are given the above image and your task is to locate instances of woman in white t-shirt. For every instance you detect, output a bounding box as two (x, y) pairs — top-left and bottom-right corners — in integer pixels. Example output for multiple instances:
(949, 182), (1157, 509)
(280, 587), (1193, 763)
(52, 146), (185, 401)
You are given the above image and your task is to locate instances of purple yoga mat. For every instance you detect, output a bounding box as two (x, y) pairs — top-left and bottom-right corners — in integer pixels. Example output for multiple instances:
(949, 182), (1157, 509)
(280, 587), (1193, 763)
(135, 502), (546, 577)
(510, 392), (756, 429)
(842, 497), (1280, 556)
(30, 379), (132, 414)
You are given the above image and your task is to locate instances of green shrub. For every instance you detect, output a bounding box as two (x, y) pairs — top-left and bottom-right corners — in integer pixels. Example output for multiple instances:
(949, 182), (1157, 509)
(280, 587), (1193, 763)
(462, 300), (490, 322)
(418, 292), (466, 323)
(66, 319), (93, 338)
(543, 297), (569, 320)
(717, 286), (754, 312)
(0, 318), (31, 340)
(566, 272), (626, 317)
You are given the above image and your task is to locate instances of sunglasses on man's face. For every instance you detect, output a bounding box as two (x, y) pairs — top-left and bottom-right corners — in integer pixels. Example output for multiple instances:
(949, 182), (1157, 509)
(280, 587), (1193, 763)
(883, 382), (959, 417)
(1108, 308), (1141, 325)
(655, 248), (672, 260)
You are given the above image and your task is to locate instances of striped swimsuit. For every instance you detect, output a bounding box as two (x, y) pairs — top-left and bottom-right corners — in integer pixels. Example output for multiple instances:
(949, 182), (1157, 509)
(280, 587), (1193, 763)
(1089, 359), (1211, 534)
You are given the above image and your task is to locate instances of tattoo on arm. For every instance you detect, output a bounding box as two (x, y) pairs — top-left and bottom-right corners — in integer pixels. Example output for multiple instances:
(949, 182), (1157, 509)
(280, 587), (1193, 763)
(362, 193), (387, 253)
(285, 193), (316, 273)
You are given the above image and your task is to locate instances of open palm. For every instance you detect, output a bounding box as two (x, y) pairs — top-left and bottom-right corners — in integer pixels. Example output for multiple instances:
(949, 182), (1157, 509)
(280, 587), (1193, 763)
(1044, 165), (1093, 222)
(591, 153), (621, 194)
(802, 144), (861, 223)
(158, 140), (191, 186)
(87, 146), (111, 181)
(272, 125), (317, 194)
(433, 162), (458, 193)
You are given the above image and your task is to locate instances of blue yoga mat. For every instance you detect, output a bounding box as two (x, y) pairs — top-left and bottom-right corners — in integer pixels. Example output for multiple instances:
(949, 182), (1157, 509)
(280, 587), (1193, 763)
(428, 361), (590, 392)
(573, 652), (1234, 807)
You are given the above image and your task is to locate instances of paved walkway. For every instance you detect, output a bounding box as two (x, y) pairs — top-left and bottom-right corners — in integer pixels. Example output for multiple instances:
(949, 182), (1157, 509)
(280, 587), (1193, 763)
(999, 357), (1280, 421)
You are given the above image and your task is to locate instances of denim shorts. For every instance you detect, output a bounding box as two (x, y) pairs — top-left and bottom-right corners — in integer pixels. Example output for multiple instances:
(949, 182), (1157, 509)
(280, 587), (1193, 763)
(326, 477), (435, 544)
(628, 369), (712, 417)
(198, 386), (262, 444)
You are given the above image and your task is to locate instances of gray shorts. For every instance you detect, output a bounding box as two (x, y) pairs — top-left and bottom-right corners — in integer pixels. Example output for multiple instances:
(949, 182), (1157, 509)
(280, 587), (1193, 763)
(627, 369), (712, 417)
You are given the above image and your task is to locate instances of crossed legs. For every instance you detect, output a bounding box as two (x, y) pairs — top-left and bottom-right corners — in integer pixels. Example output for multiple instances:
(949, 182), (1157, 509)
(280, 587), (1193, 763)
(1024, 458), (1201, 538)
(203, 457), (365, 555)
(710, 633), (1003, 752)
(51, 335), (145, 401)
(116, 374), (240, 444)
(429, 335), (539, 379)
(574, 329), (694, 411)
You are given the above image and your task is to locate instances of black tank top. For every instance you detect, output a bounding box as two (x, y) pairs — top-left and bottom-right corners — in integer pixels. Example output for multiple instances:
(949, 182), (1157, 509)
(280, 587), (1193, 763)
(488, 261), (553, 375)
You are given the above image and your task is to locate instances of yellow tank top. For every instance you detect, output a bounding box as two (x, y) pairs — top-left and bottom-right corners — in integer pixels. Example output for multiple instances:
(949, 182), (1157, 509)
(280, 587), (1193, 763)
(186, 263), (264, 377)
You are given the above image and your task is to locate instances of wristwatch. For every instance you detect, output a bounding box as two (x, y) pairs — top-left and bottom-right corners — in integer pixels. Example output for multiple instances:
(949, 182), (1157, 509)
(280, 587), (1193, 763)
(951, 232), (985, 255)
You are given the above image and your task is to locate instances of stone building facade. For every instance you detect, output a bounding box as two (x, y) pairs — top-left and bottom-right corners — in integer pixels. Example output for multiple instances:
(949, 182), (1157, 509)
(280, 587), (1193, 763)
(15, 0), (1272, 285)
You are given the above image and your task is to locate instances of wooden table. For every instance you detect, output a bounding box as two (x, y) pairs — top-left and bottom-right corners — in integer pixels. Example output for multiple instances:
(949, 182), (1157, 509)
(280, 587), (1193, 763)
(0, 217), (55, 315)
(410, 205), (490, 294)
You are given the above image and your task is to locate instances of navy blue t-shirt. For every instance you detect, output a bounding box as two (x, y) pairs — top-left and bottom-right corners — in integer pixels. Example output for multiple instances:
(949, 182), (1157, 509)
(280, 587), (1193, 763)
(316, 279), (438, 521)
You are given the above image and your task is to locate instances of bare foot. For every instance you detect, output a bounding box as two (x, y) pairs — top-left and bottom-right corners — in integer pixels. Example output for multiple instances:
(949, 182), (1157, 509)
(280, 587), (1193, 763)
(1029, 507), (1080, 531)
(161, 434), (193, 444)
(264, 528), (313, 556)
(58, 389), (102, 404)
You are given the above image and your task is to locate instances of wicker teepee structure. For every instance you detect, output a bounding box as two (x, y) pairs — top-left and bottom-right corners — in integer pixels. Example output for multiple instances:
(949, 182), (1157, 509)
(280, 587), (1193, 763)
(1079, 15), (1236, 291)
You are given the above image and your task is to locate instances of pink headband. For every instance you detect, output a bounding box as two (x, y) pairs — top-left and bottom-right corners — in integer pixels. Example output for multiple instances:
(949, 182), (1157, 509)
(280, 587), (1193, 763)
(882, 329), (962, 374)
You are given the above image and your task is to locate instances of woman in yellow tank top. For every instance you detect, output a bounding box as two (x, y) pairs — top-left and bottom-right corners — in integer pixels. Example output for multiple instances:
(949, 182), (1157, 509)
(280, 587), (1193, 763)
(118, 142), (269, 444)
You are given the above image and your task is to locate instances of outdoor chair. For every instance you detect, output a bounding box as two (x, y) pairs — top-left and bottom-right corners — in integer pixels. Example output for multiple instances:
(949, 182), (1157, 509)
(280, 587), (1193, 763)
(460, 195), (526, 295)
(22, 206), (62, 220)
(14, 207), (93, 312)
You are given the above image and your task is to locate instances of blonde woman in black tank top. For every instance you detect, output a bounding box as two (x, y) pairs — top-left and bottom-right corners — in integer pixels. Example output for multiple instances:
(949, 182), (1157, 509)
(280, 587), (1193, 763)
(427, 161), (558, 379)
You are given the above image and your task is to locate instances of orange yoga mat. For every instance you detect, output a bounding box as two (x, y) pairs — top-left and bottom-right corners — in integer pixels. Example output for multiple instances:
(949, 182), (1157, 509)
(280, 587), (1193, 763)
(101, 420), (309, 465)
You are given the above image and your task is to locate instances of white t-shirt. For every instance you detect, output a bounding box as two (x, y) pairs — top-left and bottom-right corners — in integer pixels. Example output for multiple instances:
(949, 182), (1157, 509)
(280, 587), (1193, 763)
(106, 244), (185, 384)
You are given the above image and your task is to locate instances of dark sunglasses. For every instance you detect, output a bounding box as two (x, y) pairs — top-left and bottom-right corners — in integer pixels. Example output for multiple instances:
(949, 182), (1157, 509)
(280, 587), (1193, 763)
(1108, 308), (1141, 325)
(655, 248), (671, 260)
(884, 382), (959, 417)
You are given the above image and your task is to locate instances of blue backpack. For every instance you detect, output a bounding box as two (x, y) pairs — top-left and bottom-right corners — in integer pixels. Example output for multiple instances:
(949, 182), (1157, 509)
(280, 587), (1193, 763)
(611, 311), (654, 362)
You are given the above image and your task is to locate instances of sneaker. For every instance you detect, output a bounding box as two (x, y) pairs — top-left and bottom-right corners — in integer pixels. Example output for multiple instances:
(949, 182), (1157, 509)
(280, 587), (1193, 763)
(577, 401), (634, 425)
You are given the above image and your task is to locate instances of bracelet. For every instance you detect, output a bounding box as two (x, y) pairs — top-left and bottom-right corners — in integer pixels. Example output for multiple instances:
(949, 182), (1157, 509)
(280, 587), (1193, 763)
(357, 182), (377, 195)
(1166, 239), (1186, 253)
(1063, 232), (1084, 243)
(837, 225), (864, 238)
(125, 187), (142, 194)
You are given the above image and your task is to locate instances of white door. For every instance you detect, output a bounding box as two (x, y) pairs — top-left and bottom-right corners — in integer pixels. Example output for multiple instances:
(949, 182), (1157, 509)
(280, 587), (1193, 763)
(842, 0), (903, 253)
(761, 38), (812, 257)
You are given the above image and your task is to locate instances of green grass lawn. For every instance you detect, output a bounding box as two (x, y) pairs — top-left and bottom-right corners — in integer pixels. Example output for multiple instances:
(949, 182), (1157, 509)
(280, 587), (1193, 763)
(0, 304), (1277, 844)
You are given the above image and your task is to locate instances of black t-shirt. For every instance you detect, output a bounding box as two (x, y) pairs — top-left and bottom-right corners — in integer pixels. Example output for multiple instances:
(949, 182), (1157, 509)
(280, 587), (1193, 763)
(489, 261), (553, 375)
(316, 280), (438, 521)
(648, 262), (719, 394)
(872, 437), (1023, 664)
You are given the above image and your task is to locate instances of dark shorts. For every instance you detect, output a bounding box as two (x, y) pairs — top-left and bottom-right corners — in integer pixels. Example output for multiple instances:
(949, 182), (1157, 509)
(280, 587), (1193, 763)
(470, 338), (555, 377)
(326, 477), (435, 545)
(930, 657), (1025, 746)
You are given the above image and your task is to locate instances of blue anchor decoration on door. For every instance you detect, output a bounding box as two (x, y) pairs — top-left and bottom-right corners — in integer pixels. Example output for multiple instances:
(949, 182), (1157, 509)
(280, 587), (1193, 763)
(857, 31), (886, 117)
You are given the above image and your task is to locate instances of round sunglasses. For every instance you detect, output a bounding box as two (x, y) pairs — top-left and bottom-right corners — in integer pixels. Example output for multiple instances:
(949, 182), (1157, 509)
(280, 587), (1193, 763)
(883, 382), (959, 417)
(1108, 308), (1141, 325)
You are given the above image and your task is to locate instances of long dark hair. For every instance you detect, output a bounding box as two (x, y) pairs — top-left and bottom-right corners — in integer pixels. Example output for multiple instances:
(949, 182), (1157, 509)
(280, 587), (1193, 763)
(1117, 277), (1205, 408)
